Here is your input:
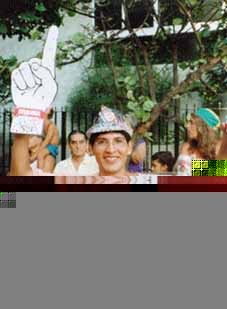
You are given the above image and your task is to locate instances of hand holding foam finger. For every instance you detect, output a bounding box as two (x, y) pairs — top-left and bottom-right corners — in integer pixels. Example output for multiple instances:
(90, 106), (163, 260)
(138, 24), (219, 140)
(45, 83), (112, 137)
(11, 26), (59, 135)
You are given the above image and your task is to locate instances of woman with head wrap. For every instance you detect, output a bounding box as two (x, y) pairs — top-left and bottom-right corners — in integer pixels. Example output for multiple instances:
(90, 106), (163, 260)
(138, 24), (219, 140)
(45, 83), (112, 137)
(175, 108), (221, 175)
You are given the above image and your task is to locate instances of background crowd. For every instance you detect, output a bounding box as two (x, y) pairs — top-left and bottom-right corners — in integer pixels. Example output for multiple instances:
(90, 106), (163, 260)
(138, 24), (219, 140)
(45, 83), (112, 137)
(10, 105), (227, 177)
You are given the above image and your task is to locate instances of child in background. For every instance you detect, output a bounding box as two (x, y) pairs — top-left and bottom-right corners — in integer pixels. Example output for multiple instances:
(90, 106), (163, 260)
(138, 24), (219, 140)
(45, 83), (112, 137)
(28, 108), (59, 173)
(151, 151), (175, 174)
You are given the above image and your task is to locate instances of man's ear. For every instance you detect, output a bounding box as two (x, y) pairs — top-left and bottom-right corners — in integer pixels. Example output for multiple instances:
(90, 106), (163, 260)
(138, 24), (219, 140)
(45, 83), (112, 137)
(68, 142), (73, 153)
(161, 164), (168, 172)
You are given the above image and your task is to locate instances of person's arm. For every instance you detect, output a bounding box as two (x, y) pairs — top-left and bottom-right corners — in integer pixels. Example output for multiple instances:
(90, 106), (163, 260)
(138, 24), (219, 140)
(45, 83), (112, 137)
(130, 142), (146, 164)
(30, 149), (39, 162)
(179, 142), (190, 155)
(10, 134), (33, 176)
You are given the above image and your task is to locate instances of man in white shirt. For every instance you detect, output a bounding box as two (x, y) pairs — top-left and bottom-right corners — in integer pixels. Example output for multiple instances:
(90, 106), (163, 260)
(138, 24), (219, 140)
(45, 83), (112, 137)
(54, 130), (99, 176)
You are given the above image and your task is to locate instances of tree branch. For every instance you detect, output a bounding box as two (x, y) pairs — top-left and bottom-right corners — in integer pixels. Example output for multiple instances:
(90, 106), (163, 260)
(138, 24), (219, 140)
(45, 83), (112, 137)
(176, 0), (205, 56)
(144, 55), (223, 130)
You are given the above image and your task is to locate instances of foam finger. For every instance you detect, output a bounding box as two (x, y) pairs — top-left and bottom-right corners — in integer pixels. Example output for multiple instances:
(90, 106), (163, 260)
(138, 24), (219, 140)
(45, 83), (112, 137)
(31, 63), (56, 86)
(28, 58), (42, 85)
(19, 62), (36, 88)
(42, 25), (59, 78)
(11, 69), (27, 90)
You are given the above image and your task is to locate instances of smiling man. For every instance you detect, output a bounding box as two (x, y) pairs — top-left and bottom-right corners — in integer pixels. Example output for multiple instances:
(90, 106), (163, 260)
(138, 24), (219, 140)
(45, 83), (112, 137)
(87, 106), (134, 177)
(10, 106), (134, 177)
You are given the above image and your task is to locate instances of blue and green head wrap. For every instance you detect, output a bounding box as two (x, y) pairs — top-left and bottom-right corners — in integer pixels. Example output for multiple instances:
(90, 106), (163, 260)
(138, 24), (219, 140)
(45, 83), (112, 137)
(194, 108), (220, 129)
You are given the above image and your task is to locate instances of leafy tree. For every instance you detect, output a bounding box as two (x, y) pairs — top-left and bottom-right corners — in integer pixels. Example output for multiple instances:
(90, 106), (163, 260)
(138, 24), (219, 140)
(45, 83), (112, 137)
(68, 68), (116, 112)
(0, 56), (18, 104)
(64, 1), (227, 131)
(2, 0), (227, 146)
(0, 1), (64, 40)
(0, 1), (92, 39)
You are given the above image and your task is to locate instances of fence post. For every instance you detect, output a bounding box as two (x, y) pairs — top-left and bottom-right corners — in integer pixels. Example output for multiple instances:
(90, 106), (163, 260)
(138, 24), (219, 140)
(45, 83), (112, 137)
(174, 101), (180, 158)
(71, 111), (74, 131)
(165, 110), (169, 151)
(2, 110), (6, 175)
(158, 116), (161, 152)
(61, 109), (67, 160)
(218, 102), (222, 118)
(78, 111), (81, 131)
(85, 111), (88, 131)
(8, 111), (12, 172)
(54, 108), (57, 125)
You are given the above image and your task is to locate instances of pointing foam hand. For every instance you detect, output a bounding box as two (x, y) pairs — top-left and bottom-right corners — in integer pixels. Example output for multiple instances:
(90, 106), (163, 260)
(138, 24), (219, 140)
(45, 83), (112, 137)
(11, 26), (59, 135)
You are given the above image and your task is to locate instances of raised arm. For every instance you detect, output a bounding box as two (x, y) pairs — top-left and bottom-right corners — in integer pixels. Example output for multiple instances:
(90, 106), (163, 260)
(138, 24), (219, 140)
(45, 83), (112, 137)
(10, 135), (32, 176)
(9, 26), (59, 175)
(130, 142), (146, 164)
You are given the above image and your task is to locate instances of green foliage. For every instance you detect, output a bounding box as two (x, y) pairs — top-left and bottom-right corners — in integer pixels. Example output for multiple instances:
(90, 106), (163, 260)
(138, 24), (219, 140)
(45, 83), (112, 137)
(0, 56), (18, 104)
(67, 61), (172, 142)
(68, 68), (117, 112)
(0, 1), (92, 40)
(172, 18), (184, 26)
(122, 73), (157, 123)
(196, 63), (227, 107)
(120, 68), (171, 141)
(127, 96), (155, 123)
(0, 1), (66, 40)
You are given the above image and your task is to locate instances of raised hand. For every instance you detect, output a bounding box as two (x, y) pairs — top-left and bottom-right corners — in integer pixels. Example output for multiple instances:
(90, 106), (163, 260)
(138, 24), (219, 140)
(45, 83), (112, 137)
(11, 25), (59, 111)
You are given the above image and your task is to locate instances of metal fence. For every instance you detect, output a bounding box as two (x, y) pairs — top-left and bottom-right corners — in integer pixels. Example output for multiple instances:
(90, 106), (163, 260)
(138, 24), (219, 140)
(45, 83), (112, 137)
(0, 105), (226, 175)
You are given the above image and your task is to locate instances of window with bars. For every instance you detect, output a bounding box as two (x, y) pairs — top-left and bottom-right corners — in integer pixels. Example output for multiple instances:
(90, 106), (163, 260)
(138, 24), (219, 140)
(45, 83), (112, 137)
(95, 0), (154, 31)
(95, 0), (122, 30)
(94, 0), (224, 34)
(159, 0), (223, 26)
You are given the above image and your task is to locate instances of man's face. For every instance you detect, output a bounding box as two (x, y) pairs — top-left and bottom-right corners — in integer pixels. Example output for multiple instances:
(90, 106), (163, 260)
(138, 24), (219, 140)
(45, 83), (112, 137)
(151, 159), (168, 173)
(91, 132), (132, 176)
(69, 133), (87, 158)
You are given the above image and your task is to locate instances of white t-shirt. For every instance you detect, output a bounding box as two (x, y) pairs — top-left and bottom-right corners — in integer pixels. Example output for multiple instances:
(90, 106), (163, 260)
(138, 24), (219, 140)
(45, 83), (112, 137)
(175, 154), (198, 176)
(54, 154), (99, 176)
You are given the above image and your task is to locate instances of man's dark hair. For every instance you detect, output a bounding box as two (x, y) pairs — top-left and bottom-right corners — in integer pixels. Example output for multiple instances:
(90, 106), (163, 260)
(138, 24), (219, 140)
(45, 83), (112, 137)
(151, 151), (176, 171)
(89, 131), (131, 147)
(68, 130), (87, 143)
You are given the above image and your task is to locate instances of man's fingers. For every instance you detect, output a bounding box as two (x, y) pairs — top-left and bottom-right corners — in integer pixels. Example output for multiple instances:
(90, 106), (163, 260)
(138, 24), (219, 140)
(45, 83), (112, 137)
(11, 69), (27, 90)
(42, 25), (59, 78)
(19, 62), (36, 88)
